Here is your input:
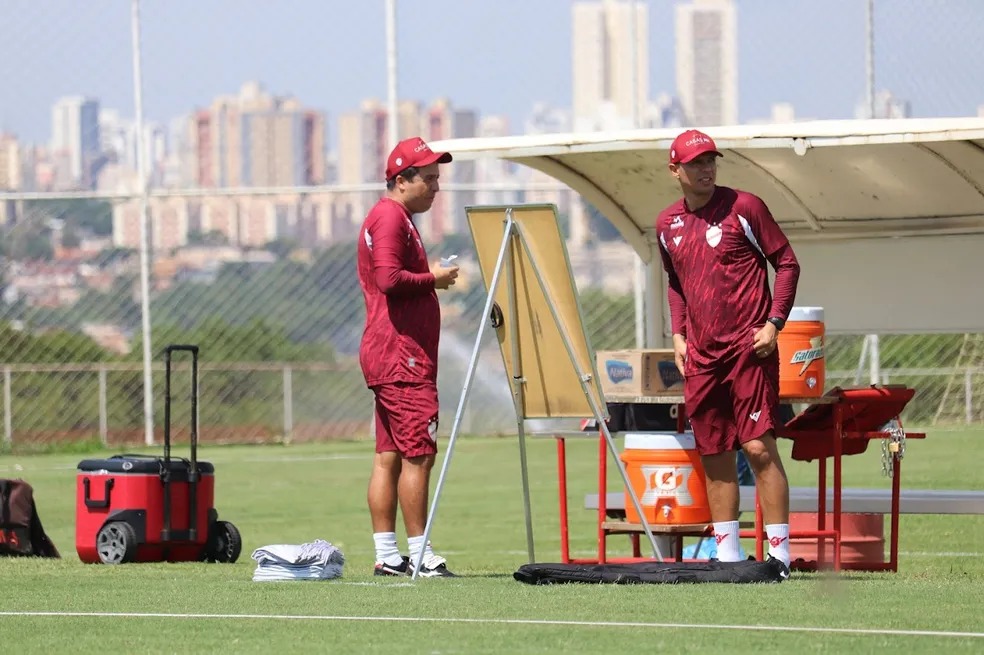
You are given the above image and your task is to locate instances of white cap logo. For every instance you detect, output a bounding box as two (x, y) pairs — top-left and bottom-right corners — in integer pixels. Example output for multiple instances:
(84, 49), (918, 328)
(395, 157), (403, 166)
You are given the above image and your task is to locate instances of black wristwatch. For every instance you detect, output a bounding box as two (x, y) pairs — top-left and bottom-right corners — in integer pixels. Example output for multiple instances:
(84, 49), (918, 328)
(767, 317), (786, 331)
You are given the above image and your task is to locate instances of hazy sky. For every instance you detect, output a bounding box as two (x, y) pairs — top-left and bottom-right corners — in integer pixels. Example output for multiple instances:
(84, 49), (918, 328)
(2, 0), (983, 147)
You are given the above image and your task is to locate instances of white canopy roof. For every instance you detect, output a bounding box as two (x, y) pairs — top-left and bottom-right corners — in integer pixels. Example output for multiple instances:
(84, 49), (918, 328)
(432, 117), (984, 260)
(432, 118), (984, 335)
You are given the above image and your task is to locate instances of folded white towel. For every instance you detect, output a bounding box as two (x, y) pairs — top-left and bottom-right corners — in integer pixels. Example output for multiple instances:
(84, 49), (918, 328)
(251, 539), (345, 581)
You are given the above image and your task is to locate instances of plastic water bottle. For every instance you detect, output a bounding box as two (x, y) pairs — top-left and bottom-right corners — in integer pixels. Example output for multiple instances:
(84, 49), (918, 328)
(440, 254), (458, 268)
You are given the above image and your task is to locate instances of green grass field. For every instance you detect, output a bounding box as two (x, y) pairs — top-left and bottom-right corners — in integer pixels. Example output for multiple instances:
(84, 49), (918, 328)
(2, 428), (982, 653)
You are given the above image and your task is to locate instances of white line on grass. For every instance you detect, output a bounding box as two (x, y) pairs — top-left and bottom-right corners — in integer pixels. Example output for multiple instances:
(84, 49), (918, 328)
(0, 611), (981, 639)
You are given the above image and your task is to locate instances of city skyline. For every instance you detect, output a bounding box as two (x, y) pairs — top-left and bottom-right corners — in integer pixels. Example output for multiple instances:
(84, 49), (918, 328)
(3, 0), (984, 149)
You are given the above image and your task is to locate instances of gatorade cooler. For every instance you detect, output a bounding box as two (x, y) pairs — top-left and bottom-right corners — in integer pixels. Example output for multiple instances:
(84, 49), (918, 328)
(619, 432), (711, 525)
(777, 306), (826, 397)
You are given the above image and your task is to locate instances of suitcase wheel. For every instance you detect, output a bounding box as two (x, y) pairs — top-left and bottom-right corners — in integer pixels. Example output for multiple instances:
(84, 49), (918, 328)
(96, 521), (138, 565)
(205, 520), (242, 564)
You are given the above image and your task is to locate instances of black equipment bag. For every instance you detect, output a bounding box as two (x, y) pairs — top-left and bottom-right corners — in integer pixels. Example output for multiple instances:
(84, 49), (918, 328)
(514, 559), (786, 585)
(0, 478), (60, 558)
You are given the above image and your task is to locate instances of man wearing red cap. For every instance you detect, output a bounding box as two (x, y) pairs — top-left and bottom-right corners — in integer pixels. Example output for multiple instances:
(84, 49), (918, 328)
(656, 129), (801, 576)
(357, 136), (460, 577)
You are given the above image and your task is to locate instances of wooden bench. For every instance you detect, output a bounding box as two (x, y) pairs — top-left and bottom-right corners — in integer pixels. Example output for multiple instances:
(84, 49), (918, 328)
(585, 487), (984, 564)
(585, 487), (984, 517)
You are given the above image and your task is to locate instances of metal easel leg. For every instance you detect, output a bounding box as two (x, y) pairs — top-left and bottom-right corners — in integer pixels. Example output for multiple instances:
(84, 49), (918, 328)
(411, 215), (517, 581)
(513, 222), (665, 562)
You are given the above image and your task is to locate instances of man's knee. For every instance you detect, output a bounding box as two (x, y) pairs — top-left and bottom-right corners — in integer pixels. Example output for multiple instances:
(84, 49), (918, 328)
(741, 432), (785, 473)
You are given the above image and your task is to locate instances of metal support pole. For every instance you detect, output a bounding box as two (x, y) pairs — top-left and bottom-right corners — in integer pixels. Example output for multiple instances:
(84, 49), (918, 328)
(3, 367), (11, 446)
(385, 0), (399, 149)
(98, 367), (108, 447)
(283, 365), (294, 442)
(869, 334), (881, 385)
(865, 0), (875, 118)
(131, 0), (154, 445)
(965, 368), (973, 425)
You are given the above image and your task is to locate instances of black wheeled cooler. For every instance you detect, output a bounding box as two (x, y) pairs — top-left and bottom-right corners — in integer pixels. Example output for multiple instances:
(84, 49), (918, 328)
(75, 345), (241, 564)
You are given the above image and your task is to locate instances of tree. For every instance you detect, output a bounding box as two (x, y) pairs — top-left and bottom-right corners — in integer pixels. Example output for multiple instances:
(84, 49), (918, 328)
(5, 218), (54, 261)
(61, 225), (83, 249)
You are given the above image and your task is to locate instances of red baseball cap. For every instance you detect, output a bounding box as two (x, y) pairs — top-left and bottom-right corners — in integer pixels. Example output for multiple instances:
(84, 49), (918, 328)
(385, 136), (453, 180)
(669, 129), (723, 164)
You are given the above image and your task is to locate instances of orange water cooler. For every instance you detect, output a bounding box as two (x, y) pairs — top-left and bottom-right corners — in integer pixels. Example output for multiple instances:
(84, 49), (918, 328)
(620, 432), (711, 525)
(778, 306), (826, 397)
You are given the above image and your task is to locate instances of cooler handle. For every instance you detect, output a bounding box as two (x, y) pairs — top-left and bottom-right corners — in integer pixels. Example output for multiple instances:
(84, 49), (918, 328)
(162, 344), (201, 542)
(82, 478), (114, 509)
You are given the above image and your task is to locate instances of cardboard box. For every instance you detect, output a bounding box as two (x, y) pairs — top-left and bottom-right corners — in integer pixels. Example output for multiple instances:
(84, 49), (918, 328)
(595, 349), (683, 397)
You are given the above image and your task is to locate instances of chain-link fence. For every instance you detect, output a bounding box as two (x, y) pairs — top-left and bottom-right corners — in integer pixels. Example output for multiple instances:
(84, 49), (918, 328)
(2, 1), (983, 448)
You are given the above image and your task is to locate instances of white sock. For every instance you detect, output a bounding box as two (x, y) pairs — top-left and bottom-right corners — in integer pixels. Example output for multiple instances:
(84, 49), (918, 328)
(712, 521), (742, 562)
(373, 532), (402, 567)
(407, 535), (435, 564)
(766, 524), (790, 566)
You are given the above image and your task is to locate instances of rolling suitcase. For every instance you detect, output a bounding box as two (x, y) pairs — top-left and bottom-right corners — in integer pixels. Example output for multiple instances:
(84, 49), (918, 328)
(75, 344), (241, 564)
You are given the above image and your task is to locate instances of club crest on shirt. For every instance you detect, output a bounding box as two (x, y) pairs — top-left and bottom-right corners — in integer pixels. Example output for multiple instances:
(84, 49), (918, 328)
(706, 224), (722, 248)
(670, 215), (685, 229)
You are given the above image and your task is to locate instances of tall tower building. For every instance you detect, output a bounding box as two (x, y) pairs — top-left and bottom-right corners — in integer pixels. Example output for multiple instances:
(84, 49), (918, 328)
(50, 95), (101, 187)
(336, 98), (475, 242)
(675, 0), (738, 127)
(572, 0), (649, 131)
(0, 133), (23, 191)
(188, 82), (325, 190)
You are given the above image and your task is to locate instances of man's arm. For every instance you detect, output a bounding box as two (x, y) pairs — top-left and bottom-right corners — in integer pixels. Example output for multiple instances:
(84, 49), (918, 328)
(740, 193), (801, 320)
(766, 244), (800, 321)
(658, 233), (688, 374)
(658, 235), (688, 337)
(369, 220), (435, 296)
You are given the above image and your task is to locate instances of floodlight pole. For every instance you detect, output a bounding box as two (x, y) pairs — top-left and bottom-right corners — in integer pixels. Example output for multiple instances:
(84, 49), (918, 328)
(385, 0), (399, 148)
(131, 0), (155, 446)
(865, 0), (875, 118)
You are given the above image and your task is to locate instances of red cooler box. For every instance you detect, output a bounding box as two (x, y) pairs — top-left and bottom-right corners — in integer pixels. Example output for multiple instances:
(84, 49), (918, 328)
(75, 344), (240, 565)
(76, 455), (216, 563)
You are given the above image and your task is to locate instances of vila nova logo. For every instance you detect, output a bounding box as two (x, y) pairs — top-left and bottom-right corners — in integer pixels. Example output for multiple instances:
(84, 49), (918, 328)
(605, 359), (633, 384)
(790, 336), (825, 375)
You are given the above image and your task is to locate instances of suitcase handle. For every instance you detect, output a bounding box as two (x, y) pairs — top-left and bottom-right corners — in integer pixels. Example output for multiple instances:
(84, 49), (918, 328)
(82, 478), (114, 509)
(162, 344), (200, 541)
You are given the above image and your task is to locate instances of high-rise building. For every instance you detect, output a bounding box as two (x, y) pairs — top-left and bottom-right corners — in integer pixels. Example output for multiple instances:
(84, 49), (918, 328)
(0, 133), (23, 191)
(572, 0), (649, 131)
(50, 95), (101, 187)
(422, 98), (477, 241)
(336, 97), (476, 242)
(855, 90), (912, 119)
(675, 0), (738, 127)
(475, 116), (521, 207)
(188, 81), (326, 189)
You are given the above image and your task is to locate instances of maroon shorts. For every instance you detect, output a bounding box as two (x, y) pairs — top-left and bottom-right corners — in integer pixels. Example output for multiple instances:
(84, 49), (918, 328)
(372, 381), (439, 458)
(685, 348), (780, 456)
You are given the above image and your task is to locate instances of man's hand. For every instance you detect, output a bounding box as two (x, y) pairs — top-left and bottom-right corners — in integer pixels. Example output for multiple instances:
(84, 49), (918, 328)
(672, 333), (687, 376)
(752, 322), (779, 358)
(430, 261), (459, 290)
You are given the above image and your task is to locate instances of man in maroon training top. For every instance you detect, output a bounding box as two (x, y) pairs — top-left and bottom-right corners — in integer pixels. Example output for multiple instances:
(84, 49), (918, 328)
(656, 129), (801, 575)
(357, 136), (460, 578)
